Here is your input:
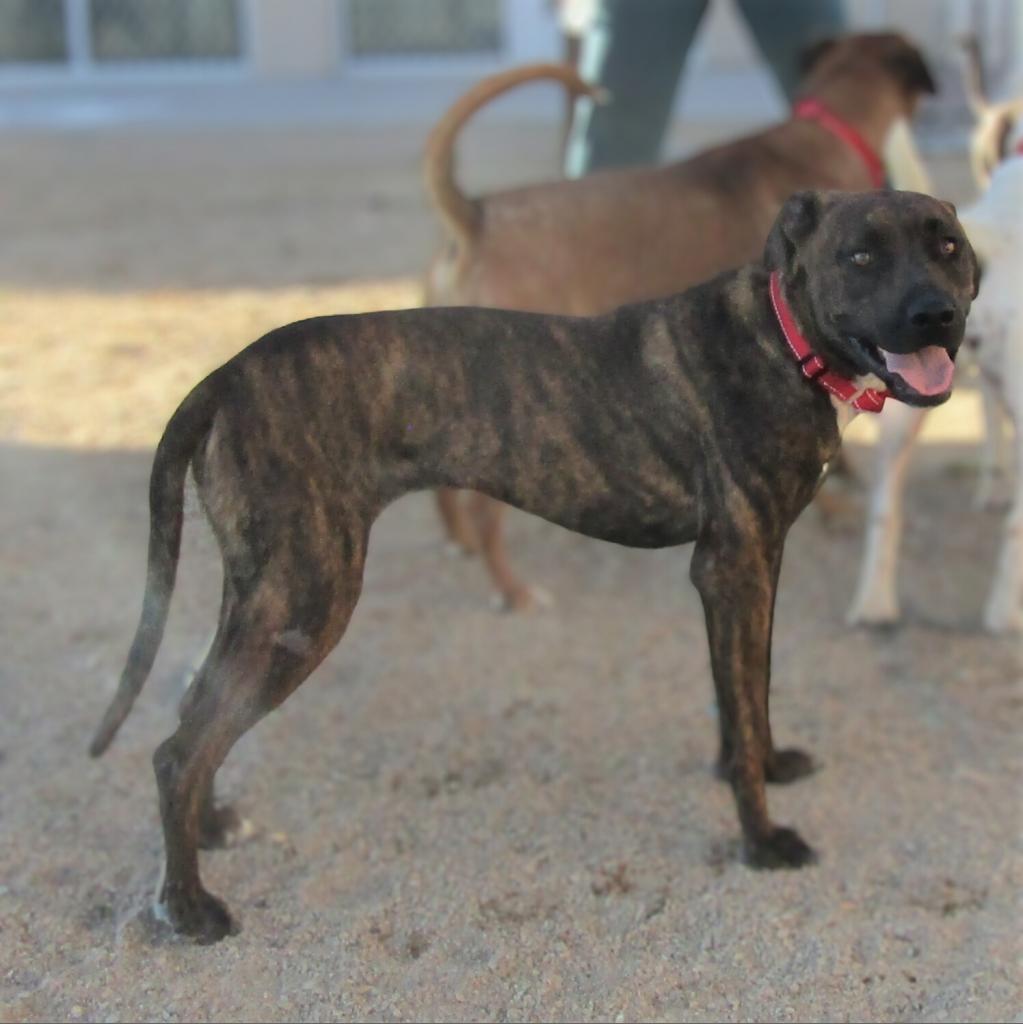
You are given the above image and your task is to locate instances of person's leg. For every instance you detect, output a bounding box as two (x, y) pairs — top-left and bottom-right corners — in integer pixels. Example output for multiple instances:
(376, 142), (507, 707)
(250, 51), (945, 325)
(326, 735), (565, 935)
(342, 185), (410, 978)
(564, 0), (709, 177)
(737, 0), (846, 101)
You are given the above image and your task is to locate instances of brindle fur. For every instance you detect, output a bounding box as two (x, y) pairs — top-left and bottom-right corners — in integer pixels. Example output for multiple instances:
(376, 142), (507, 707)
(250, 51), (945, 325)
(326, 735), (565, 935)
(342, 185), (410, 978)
(90, 191), (977, 943)
(425, 33), (937, 608)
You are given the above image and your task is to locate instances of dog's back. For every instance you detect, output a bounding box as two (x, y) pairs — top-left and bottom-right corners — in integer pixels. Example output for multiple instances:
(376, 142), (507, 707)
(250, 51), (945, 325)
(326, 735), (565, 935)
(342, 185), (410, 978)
(425, 33), (936, 316)
(431, 123), (874, 316)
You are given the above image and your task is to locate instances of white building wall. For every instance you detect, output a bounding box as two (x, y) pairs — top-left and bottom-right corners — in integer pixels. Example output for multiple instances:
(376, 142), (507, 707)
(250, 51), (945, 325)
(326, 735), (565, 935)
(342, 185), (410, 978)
(249, 0), (342, 78)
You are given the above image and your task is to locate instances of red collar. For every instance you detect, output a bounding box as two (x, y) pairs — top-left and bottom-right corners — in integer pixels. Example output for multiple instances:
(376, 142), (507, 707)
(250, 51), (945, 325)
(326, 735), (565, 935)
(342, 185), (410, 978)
(793, 98), (886, 189)
(769, 271), (888, 413)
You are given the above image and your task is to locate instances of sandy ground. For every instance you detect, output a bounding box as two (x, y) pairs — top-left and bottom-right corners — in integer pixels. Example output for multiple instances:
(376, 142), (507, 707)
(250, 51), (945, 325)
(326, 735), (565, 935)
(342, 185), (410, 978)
(1, 115), (1020, 1023)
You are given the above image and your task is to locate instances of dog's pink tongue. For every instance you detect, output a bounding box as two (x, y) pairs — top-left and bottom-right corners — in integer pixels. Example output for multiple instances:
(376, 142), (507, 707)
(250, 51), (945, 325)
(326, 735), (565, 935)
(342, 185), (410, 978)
(882, 346), (955, 396)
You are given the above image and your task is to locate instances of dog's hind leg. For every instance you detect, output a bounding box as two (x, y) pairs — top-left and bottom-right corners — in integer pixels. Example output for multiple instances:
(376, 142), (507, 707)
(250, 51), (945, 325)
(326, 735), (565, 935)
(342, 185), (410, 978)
(175, 617), (251, 850)
(174, 578), (254, 850)
(470, 492), (551, 611)
(691, 533), (816, 869)
(153, 537), (367, 943)
(178, 654), (262, 851)
(847, 402), (927, 626)
(435, 488), (481, 556)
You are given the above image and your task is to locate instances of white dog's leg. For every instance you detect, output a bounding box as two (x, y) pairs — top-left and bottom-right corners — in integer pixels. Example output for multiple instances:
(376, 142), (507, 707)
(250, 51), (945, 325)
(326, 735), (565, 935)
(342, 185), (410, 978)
(974, 371), (1009, 510)
(848, 401), (928, 625)
(983, 450), (1022, 632)
(982, 345), (1023, 633)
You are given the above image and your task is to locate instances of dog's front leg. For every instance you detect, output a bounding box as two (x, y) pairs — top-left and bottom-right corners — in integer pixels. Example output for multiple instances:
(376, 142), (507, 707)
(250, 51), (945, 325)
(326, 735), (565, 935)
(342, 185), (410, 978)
(848, 402), (927, 626)
(982, 351), (1023, 632)
(690, 535), (817, 869)
(974, 371), (1009, 511)
(710, 547), (814, 787)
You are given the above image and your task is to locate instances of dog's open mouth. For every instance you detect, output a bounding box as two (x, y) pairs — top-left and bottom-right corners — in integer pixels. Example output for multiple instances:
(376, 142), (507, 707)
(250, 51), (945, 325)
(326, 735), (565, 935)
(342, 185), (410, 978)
(851, 338), (955, 404)
(880, 346), (955, 396)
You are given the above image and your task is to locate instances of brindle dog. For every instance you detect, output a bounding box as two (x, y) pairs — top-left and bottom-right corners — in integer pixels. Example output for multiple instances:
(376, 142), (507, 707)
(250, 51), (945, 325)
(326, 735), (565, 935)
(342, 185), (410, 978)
(91, 190), (977, 943)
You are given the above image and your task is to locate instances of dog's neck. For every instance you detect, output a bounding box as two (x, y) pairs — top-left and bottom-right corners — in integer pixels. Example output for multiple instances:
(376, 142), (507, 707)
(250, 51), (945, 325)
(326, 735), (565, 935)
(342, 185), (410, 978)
(830, 373), (887, 435)
(801, 74), (910, 157)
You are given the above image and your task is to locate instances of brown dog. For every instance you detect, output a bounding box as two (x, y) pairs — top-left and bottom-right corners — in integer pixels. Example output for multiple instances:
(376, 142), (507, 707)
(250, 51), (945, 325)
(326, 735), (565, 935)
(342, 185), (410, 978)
(425, 33), (937, 609)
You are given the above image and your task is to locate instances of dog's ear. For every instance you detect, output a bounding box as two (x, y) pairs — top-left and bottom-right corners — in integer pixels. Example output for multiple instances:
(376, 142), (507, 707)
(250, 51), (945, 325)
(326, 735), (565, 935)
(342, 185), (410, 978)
(971, 251), (983, 300)
(965, 239), (982, 300)
(994, 108), (1017, 162)
(764, 191), (823, 271)
(882, 37), (937, 97)
(799, 37), (838, 77)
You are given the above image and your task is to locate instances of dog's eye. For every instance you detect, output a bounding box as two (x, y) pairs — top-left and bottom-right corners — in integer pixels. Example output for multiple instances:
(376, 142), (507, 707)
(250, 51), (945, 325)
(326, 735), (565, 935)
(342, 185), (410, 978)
(940, 237), (958, 256)
(850, 251), (872, 267)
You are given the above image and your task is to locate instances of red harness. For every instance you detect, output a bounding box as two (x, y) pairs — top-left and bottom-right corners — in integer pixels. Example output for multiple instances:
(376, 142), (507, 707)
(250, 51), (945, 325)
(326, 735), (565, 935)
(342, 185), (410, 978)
(793, 98), (886, 189)
(769, 271), (889, 413)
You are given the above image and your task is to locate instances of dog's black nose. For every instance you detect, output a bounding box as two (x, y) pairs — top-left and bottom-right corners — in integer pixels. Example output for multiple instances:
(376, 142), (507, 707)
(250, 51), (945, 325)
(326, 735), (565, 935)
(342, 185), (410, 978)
(907, 294), (956, 332)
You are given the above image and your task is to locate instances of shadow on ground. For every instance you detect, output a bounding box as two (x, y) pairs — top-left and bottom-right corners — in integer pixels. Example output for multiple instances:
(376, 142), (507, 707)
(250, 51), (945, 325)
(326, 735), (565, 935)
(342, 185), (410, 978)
(0, 437), (1018, 1021)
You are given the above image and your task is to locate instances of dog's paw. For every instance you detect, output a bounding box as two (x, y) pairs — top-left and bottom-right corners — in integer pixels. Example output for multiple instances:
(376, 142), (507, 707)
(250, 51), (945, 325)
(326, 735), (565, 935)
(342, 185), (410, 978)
(198, 803), (255, 850)
(846, 599), (902, 630)
(743, 827), (818, 870)
(443, 539), (478, 559)
(982, 601), (1023, 634)
(766, 747), (817, 784)
(158, 888), (238, 945)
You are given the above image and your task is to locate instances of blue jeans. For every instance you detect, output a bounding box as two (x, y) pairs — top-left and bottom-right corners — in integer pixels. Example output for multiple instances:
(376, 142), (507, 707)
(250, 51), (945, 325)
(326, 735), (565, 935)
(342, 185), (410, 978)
(564, 0), (846, 176)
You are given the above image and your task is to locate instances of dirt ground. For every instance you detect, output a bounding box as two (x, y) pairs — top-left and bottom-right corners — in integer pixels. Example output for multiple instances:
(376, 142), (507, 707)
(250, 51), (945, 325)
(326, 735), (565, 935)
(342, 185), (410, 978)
(1, 114), (1020, 1023)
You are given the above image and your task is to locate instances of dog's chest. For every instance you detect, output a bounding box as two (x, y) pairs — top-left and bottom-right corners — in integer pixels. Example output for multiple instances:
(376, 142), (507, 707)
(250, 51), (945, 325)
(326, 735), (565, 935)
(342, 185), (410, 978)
(831, 400), (858, 436)
(828, 371), (887, 437)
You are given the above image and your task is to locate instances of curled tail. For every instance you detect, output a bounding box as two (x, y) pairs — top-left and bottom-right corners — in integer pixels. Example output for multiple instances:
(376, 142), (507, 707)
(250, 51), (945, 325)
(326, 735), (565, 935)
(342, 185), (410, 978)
(423, 62), (605, 246)
(89, 374), (221, 757)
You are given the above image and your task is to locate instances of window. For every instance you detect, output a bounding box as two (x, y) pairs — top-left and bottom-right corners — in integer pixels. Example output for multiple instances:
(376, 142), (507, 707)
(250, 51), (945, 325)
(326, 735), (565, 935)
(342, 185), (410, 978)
(0, 0), (242, 67)
(0, 0), (67, 63)
(348, 0), (500, 56)
(89, 0), (240, 62)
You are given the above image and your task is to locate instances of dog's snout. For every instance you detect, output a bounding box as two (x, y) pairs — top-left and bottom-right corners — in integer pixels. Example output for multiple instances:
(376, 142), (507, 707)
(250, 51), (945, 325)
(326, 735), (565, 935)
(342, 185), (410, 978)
(907, 293), (956, 332)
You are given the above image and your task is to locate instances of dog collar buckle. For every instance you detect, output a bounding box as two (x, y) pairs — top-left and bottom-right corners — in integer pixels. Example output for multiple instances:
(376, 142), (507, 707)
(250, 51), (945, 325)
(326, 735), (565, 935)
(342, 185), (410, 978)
(769, 271), (889, 414)
(799, 353), (827, 380)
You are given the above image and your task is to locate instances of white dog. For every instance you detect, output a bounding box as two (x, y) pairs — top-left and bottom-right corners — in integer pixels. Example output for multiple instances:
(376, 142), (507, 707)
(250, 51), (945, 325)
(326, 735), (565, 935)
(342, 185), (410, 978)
(849, 47), (1023, 633)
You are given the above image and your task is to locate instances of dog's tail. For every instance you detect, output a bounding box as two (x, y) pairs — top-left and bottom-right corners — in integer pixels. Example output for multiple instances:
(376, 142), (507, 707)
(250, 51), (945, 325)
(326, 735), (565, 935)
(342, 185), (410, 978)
(423, 63), (604, 246)
(89, 373), (221, 757)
